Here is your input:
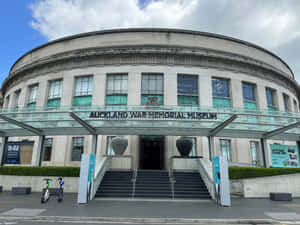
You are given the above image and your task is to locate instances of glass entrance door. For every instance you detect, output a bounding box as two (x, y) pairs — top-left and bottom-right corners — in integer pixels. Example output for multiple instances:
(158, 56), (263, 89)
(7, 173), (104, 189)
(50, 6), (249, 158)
(139, 136), (164, 170)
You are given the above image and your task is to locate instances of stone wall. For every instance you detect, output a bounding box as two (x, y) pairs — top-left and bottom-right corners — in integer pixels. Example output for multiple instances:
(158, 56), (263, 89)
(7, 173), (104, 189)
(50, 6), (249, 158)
(0, 175), (79, 193)
(230, 173), (300, 198)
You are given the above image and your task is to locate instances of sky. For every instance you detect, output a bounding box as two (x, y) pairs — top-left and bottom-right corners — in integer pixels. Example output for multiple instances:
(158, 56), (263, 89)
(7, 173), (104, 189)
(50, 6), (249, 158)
(1, 0), (300, 87)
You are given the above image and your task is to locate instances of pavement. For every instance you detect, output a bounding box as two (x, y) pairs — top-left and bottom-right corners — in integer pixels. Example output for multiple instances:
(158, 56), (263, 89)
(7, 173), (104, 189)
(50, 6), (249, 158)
(0, 192), (300, 224)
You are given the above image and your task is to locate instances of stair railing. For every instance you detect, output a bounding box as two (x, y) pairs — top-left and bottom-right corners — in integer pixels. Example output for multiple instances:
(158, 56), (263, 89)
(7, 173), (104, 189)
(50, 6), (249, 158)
(92, 157), (110, 200)
(168, 156), (176, 199)
(131, 165), (138, 198)
(197, 158), (215, 199)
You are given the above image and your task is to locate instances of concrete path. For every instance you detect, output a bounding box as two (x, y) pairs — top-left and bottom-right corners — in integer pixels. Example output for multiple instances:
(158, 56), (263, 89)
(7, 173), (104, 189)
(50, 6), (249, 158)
(0, 192), (300, 224)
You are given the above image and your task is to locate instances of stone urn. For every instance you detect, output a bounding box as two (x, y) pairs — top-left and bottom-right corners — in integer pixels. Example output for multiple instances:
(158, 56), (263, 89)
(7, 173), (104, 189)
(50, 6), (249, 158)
(111, 136), (128, 156)
(176, 137), (193, 157)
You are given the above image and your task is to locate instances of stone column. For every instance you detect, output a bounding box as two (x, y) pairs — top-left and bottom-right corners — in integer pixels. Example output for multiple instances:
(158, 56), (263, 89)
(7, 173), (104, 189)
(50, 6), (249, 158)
(231, 79), (243, 108)
(128, 72), (141, 105)
(92, 73), (106, 106)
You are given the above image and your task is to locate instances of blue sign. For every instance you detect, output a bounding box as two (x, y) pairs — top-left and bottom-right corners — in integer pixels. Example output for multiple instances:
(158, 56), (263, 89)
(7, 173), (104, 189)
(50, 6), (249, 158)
(88, 154), (95, 182)
(270, 144), (299, 168)
(4, 142), (20, 164)
(213, 157), (220, 184)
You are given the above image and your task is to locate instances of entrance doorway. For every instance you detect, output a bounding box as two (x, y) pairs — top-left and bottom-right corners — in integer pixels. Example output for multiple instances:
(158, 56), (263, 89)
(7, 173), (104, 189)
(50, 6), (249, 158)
(139, 136), (164, 170)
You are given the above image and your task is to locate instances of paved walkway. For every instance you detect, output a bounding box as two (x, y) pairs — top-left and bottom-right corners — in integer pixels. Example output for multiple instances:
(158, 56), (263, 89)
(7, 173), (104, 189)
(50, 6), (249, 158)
(0, 192), (300, 224)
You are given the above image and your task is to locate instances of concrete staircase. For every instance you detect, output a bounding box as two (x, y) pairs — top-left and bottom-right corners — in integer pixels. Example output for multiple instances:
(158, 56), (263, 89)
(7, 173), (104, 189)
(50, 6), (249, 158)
(173, 171), (211, 199)
(96, 170), (211, 199)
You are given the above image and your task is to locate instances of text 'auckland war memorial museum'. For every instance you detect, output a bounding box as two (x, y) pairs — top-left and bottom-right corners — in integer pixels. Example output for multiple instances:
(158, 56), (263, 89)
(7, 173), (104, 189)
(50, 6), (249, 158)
(1, 28), (300, 199)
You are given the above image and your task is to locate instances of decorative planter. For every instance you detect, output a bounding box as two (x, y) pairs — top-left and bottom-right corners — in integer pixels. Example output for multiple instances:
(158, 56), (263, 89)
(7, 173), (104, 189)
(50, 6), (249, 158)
(176, 137), (193, 156)
(111, 136), (128, 156)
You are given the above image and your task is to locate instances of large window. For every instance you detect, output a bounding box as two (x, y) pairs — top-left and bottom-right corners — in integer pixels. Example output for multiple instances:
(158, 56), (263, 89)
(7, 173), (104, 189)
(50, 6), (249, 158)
(5, 95), (10, 108)
(27, 84), (38, 108)
(283, 94), (291, 112)
(220, 139), (231, 161)
(266, 88), (277, 111)
(47, 80), (63, 108)
(294, 99), (298, 112)
(73, 76), (93, 107)
(177, 75), (198, 105)
(212, 78), (231, 108)
(250, 141), (259, 166)
(242, 83), (257, 110)
(141, 74), (164, 105)
(43, 138), (53, 161)
(106, 74), (128, 105)
(71, 137), (84, 161)
(14, 90), (21, 108)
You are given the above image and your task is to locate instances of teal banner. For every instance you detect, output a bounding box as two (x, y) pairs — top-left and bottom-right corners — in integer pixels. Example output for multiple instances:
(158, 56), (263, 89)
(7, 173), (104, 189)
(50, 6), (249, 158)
(270, 144), (299, 168)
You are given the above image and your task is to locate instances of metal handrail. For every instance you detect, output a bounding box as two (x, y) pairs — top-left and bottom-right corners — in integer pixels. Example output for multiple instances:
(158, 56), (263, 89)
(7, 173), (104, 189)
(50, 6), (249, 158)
(92, 157), (109, 199)
(131, 166), (138, 198)
(197, 158), (215, 200)
(168, 156), (176, 199)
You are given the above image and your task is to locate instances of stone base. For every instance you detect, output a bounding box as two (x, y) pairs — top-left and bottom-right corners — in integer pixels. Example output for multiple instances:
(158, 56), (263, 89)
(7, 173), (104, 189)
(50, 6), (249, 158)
(270, 192), (292, 201)
(12, 187), (31, 195)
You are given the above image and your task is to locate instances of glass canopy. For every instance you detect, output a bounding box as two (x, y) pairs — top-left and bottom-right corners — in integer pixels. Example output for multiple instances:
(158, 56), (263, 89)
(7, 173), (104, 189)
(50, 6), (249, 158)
(0, 105), (300, 141)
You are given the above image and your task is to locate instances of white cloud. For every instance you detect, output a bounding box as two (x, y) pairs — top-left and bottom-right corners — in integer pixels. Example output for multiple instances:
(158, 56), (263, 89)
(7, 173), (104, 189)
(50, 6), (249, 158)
(29, 0), (300, 80)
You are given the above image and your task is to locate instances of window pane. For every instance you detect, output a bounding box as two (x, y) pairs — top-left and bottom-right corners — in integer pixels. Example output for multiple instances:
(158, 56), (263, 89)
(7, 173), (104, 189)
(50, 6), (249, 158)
(73, 96), (92, 106)
(106, 74), (128, 94)
(212, 78), (229, 98)
(43, 138), (53, 161)
(28, 85), (38, 103)
(266, 88), (276, 107)
(48, 80), (62, 99)
(141, 94), (163, 105)
(220, 139), (231, 161)
(178, 95), (198, 105)
(106, 95), (128, 105)
(142, 74), (163, 94)
(72, 137), (84, 161)
(213, 97), (231, 108)
(250, 141), (259, 165)
(243, 83), (255, 102)
(75, 76), (93, 96)
(14, 91), (21, 108)
(178, 75), (198, 94)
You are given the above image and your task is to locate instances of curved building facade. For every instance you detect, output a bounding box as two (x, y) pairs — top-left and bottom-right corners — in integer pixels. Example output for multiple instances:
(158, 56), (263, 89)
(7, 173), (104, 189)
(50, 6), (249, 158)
(1, 28), (300, 169)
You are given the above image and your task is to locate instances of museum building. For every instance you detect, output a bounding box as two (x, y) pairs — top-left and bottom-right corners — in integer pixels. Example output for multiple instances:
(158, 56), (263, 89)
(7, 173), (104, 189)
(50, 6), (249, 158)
(0, 28), (300, 173)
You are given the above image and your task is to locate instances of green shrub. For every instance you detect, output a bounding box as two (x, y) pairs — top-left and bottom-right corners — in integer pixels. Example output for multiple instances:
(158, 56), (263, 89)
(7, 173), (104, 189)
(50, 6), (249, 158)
(0, 166), (80, 177)
(229, 167), (300, 179)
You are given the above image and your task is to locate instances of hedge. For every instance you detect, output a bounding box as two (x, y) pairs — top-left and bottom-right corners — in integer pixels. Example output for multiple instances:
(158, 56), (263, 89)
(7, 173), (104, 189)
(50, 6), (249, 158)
(0, 166), (80, 177)
(229, 167), (300, 179)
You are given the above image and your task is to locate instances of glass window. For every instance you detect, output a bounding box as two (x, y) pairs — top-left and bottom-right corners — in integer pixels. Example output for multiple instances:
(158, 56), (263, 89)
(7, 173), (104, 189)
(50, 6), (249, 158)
(294, 100), (298, 112)
(178, 75), (198, 94)
(14, 90), (21, 108)
(5, 95), (10, 108)
(28, 84), (38, 104)
(106, 74), (128, 94)
(266, 88), (276, 108)
(107, 136), (116, 156)
(74, 76), (93, 96)
(43, 138), (53, 161)
(212, 78), (229, 98)
(250, 141), (259, 166)
(71, 137), (84, 161)
(106, 74), (128, 105)
(283, 94), (291, 112)
(220, 139), (231, 161)
(48, 80), (62, 99)
(178, 75), (198, 105)
(141, 74), (163, 94)
(242, 83), (256, 102)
